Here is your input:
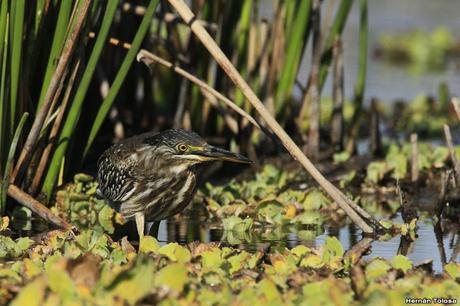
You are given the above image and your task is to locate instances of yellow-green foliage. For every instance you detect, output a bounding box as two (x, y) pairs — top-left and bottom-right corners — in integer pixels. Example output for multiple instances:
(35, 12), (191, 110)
(2, 230), (459, 305)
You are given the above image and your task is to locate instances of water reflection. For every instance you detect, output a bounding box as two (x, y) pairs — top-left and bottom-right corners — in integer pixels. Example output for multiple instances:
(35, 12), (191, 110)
(315, 0), (460, 103)
(158, 211), (460, 273)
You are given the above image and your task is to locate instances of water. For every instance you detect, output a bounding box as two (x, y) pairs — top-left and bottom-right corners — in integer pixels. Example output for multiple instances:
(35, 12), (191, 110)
(157, 211), (459, 274)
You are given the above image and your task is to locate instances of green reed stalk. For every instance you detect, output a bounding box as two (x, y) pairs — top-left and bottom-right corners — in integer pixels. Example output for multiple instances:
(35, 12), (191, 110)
(33, 0), (47, 37)
(9, 0), (25, 136)
(318, 0), (353, 90)
(0, 1), (8, 168)
(1, 112), (28, 215)
(283, 0), (297, 41)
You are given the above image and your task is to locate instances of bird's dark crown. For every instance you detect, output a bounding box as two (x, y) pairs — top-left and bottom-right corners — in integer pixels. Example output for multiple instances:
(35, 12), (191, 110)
(144, 129), (205, 148)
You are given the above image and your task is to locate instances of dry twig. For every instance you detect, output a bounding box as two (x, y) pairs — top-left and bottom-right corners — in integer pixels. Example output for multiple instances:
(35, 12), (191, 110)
(331, 38), (344, 150)
(29, 62), (81, 195)
(7, 184), (75, 232)
(443, 124), (460, 185)
(411, 133), (418, 182)
(344, 237), (373, 265)
(451, 97), (460, 122)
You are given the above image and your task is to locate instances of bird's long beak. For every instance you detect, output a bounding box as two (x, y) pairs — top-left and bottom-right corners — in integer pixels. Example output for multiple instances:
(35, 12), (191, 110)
(191, 145), (252, 164)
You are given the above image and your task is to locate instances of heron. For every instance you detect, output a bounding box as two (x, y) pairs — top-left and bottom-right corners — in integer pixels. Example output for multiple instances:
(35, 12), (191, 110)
(97, 129), (251, 241)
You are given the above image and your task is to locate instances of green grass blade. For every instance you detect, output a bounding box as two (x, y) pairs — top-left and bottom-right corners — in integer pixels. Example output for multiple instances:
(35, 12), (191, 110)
(0, 112), (28, 215)
(0, 2), (9, 169)
(41, 0), (119, 198)
(236, 0), (252, 62)
(9, 0), (25, 136)
(0, 0), (8, 64)
(283, 0), (297, 39)
(318, 0), (353, 90)
(354, 0), (367, 102)
(34, 0), (47, 37)
(275, 0), (311, 115)
(83, 0), (160, 157)
(37, 0), (72, 110)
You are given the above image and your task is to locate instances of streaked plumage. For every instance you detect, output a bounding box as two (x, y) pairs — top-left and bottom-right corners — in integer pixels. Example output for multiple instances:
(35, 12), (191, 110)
(97, 129), (251, 240)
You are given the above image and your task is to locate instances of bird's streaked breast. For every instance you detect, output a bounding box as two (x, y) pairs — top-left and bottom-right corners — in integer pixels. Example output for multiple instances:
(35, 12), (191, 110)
(141, 172), (196, 222)
(162, 173), (195, 217)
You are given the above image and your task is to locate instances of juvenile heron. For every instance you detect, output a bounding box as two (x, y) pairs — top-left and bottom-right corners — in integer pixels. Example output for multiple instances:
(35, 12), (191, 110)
(97, 129), (251, 240)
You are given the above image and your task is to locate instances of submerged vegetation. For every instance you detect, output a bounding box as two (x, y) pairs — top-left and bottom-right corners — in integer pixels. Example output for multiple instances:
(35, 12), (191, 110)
(375, 27), (460, 72)
(0, 0), (460, 304)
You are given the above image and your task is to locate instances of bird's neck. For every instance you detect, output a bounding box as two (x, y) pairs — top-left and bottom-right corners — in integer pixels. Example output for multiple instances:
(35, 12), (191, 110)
(167, 162), (192, 176)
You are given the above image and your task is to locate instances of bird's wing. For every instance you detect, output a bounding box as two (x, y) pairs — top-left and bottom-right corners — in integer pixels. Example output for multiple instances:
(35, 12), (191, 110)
(97, 146), (137, 202)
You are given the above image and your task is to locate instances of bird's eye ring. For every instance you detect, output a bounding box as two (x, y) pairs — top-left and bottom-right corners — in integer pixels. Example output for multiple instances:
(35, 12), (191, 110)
(177, 144), (188, 152)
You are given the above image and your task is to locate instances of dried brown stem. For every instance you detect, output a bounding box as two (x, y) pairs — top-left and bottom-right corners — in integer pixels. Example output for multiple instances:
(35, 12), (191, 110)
(11, 0), (92, 184)
(344, 237), (373, 265)
(266, 2), (285, 105)
(434, 220), (447, 266)
(450, 233), (460, 262)
(8, 184), (75, 232)
(29, 62), (81, 195)
(306, 0), (322, 159)
(370, 99), (381, 156)
(121, 3), (218, 31)
(451, 97), (460, 122)
(331, 38), (344, 150)
(410, 133), (419, 182)
(168, 0), (375, 234)
(443, 124), (460, 185)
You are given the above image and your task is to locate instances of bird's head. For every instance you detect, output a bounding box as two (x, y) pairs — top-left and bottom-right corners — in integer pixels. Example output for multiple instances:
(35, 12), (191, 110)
(143, 129), (251, 171)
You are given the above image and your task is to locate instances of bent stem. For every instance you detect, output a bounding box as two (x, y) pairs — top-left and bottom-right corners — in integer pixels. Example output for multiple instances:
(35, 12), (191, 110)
(7, 184), (75, 232)
(168, 0), (377, 234)
(136, 49), (262, 131)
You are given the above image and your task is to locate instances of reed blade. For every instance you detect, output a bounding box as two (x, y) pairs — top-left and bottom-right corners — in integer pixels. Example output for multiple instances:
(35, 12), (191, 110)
(1, 112), (28, 215)
(9, 0), (25, 137)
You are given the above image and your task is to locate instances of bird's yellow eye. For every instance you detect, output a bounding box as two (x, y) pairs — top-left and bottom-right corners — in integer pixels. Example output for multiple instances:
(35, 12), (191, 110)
(177, 144), (188, 152)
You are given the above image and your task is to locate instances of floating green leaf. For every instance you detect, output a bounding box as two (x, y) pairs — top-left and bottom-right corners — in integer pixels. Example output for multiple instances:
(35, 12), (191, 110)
(325, 236), (344, 257)
(154, 263), (188, 293)
(391, 255), (412, 273)
(201, 249), (223, 270)
(445, 263), (460, 279)
(45, 260), (76, 301)
(139, 236), (160, 254)
(10, 277), (46, 306)
(108, 257), (155, 305)
(158, 243), (191, 263)
(365, 259), (392, 280)
(222, 216), (253, 232)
